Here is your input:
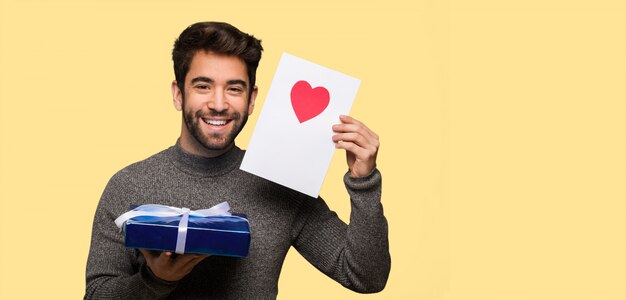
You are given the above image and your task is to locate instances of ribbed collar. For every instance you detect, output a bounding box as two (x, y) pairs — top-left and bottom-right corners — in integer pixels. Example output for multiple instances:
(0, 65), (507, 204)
(167, 140), (244, 177)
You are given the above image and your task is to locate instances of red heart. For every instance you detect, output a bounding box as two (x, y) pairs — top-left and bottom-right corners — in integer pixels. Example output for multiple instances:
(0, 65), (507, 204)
(290, 80), (330, 123)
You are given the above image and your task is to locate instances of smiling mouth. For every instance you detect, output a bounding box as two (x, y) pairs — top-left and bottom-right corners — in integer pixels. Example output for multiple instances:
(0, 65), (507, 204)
(201, 118), (231, 127)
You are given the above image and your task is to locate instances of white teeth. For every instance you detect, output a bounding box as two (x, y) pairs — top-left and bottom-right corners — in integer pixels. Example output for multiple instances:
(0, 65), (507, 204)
(204, 119), (227, 126)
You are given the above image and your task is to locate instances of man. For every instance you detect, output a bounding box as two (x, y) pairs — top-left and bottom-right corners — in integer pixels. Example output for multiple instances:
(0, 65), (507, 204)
(85, 21), (390, 299)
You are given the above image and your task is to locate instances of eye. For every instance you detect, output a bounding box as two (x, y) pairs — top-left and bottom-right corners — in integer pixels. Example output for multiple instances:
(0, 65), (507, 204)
(196, 85), (209, 90)
(227, 86), (244, 94)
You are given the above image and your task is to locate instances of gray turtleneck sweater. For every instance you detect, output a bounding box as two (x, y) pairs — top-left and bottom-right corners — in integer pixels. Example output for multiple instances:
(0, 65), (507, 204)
(85, 143), (390, 299)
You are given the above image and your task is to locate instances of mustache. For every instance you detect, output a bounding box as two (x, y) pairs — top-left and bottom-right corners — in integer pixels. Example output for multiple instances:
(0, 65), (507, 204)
(195, 110), (242, 119)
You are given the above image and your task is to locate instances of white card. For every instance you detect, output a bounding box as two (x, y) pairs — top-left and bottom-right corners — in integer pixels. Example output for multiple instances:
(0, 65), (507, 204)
(240, 53), (361, 197)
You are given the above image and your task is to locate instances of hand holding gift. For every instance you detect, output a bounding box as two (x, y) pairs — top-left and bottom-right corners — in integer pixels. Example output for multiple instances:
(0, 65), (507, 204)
(139, 249), (209, 282)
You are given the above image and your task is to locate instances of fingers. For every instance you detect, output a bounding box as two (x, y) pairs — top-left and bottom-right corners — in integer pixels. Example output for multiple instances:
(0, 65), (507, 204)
(334, 139), (372, 159)
(142, 250), (175, 272)
(177, 254), (210, 268)
(179, 254), (210, 273)
(332, 132), (379, 152)
(169, 253), (209, 278)
(334, 115), (379, 139)
(332, 115), (380, 151)
(156, 251), (174, 269)
(138, 249), (209, 281)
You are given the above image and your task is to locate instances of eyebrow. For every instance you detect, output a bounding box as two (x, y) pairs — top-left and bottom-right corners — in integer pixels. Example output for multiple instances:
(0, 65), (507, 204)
(190, 77), (214, 84)
(190, 77), (248, 88)
(227, 79), (248, 88)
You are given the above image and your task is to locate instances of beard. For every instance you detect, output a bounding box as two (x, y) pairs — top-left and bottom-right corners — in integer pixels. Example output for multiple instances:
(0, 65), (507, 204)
(182, 103), (249, 152)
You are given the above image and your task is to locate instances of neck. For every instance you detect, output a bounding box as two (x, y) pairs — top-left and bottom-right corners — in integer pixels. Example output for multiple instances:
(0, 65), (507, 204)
(178, 134), (234, 158)
(170, 140), (243, 178)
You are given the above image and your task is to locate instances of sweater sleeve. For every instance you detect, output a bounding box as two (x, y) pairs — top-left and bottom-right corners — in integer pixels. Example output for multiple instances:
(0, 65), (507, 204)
(84, 173), (178, 299)
(291, 168), (391, 293)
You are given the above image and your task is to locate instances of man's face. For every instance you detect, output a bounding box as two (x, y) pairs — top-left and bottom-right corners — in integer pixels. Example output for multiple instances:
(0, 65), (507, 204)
(172, 51), (257, 157)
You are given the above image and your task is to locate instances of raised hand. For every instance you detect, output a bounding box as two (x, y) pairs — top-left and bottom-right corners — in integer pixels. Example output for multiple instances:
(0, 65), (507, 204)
(332, 115), (380, 177)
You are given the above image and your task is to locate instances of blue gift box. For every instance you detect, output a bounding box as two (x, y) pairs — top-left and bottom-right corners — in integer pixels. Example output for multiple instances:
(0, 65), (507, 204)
(123, 212), (250, 257)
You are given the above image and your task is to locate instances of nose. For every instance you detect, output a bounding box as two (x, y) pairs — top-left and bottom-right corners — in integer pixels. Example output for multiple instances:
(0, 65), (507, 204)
(208, 89), (228, 112)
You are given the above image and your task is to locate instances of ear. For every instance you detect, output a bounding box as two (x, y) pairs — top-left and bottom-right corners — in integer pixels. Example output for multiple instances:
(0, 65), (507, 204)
(171, 80), (183, 111)
(248, 85), (258, 115)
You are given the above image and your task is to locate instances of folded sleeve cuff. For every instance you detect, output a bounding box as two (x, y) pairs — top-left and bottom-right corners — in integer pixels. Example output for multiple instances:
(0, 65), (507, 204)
(343, 168), (382, 192)
(343, 168), (383, 212)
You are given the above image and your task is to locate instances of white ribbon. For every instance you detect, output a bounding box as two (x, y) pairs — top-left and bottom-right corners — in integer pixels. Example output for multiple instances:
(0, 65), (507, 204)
(114, 202), (232, 254)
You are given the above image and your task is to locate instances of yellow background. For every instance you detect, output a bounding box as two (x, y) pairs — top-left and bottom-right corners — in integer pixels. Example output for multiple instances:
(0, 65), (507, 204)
(1, 0), (624, 299)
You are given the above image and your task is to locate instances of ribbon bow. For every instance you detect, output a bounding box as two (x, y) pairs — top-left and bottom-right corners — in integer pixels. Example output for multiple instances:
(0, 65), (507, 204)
(114, 202), (232, 254)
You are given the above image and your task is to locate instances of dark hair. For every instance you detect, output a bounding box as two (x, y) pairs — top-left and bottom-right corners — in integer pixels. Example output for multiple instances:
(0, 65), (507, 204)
(172, 22), (263, 96)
